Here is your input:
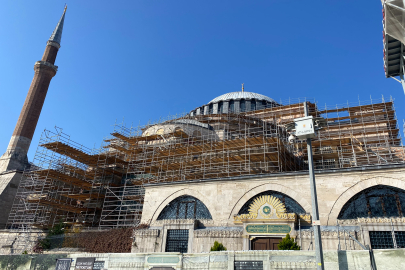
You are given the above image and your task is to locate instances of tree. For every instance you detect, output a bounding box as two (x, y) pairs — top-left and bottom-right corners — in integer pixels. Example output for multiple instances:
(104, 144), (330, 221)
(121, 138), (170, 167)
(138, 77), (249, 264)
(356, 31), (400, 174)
(210, 241), (227, 251)
(32, 220), (65, 253)
(277, 234), (300, 250)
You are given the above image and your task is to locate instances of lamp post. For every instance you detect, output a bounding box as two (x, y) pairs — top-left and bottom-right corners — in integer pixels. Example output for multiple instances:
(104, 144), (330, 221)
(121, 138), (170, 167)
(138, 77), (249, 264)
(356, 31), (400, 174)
(287, 102), (325, 270)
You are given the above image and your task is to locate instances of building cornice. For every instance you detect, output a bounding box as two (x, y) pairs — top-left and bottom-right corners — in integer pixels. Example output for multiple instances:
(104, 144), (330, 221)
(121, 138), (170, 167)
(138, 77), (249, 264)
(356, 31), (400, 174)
(194, 229), (243, 238)
(339, 217), (405, 225)
(133, 229), (160, 237)
(144, 163), (405, 187)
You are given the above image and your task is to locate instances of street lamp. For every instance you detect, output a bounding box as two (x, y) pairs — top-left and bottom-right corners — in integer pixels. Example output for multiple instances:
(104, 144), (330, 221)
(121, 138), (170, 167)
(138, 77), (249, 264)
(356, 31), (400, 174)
(286, 102), (326, 270)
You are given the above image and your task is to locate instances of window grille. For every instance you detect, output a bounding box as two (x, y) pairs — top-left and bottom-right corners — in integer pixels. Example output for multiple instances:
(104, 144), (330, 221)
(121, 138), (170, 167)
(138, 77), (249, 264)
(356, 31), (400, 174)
(157, 195), (212, 220)
(165, 229), (189, 253)
(234, 261), (263, 270)
(238, 191), (305, 215)
(338, 185), (405, 219)
(369, 231), (405, 249)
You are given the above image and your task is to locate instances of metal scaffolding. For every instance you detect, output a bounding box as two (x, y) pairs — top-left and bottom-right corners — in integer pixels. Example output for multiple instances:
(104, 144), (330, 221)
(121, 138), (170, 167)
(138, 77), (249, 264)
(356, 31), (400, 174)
(6, 97), (405, 234)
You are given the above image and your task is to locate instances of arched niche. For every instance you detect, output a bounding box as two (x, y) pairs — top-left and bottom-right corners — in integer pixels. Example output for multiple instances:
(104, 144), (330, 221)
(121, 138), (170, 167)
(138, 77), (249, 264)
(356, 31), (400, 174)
(238, 190), (306, 215)
(338, 185), (405, 219)
(157, 195), (212, 220)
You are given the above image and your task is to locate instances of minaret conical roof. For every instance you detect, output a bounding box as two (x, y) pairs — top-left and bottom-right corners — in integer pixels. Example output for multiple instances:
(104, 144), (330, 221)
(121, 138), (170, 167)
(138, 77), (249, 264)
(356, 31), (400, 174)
(49, 6), (67, 45)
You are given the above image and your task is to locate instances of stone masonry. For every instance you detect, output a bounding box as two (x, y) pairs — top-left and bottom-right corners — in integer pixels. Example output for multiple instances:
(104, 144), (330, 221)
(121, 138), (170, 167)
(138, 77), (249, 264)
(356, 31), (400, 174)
(138, 165), (405, 252)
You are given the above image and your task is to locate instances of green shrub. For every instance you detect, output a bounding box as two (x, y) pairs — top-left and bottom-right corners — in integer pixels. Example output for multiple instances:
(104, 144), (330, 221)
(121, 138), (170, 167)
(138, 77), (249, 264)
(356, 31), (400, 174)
(210, 241), (227, 251)
(277, 234), (300, 250)
(32, 220), (65, 253)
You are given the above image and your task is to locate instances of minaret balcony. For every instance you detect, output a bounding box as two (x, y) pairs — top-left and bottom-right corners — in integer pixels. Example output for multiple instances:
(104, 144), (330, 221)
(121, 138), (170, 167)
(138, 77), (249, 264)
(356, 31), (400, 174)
(34, 61), (58, 73)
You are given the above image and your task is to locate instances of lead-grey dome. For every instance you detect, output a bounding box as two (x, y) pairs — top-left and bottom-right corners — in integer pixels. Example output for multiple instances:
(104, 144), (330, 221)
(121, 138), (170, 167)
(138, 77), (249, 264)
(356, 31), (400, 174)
(209, 91), (276, 104)
(189, 90), (279, 116)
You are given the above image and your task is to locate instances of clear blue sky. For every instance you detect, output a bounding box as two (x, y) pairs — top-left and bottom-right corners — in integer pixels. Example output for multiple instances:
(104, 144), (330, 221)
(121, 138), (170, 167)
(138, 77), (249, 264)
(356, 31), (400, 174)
(1, 0), (404, 161)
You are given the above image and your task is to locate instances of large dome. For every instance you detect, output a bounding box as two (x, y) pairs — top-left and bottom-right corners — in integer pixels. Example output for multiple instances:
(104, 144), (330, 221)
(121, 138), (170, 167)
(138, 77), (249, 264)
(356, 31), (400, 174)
(189, 90), (279, 116)
(208, 91), (276, 104)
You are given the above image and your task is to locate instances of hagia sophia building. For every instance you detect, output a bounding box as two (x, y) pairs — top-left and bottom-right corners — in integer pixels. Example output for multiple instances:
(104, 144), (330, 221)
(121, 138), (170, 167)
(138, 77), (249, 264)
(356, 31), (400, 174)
(1, 6), (405, 255)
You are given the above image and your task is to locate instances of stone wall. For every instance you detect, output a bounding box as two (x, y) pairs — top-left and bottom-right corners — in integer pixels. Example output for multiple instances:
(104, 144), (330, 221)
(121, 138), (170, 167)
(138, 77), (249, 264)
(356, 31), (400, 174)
(141, 166), (405, 227)
(193, 228), (244, 253)
(0, 229), (46, 255)
(0, 172), (24, 229)
(137, 166), (405, 252)
(0, 249), (404, 270)
(132, 221), (372, 253)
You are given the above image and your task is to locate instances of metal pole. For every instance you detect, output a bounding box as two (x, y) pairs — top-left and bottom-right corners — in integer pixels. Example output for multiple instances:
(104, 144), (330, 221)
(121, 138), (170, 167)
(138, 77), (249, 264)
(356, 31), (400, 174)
(390, 218), (398, 249)
(344, 230), (347, 250)
(299, 218), (302, 248)
(304, 102), (325, 270)
(400, 43), (405, 95)
(337, 220), (341, 251)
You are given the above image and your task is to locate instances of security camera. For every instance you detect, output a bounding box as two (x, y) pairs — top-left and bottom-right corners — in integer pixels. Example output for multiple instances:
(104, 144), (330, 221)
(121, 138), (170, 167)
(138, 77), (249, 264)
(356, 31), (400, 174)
(288, 134), (296, 144)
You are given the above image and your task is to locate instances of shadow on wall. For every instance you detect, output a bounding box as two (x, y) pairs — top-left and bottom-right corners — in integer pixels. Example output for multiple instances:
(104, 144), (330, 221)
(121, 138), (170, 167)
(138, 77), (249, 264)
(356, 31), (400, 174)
(338, 251), (348, 270)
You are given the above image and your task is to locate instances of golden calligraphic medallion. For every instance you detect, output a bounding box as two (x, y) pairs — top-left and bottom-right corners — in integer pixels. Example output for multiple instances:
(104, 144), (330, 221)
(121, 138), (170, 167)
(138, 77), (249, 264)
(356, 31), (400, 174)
(261, 205), (272, 218)
(248, 195), (286, 219)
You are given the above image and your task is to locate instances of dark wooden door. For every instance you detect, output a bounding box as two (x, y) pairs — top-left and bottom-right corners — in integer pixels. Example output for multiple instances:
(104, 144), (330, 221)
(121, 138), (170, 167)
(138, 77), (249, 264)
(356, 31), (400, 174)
(270, 238), (282, 250)
(252, 237), (282, 250)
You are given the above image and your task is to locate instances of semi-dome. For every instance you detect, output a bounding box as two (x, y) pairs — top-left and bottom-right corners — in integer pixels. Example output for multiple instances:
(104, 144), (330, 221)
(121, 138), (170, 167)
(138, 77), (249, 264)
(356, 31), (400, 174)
(209, 91), (276, 104)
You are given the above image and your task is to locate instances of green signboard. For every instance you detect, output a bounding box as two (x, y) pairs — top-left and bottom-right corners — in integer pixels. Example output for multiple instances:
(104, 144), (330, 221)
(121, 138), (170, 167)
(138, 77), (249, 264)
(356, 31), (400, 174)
(147, 256), (180, 264)
(246, 224), (291, 234)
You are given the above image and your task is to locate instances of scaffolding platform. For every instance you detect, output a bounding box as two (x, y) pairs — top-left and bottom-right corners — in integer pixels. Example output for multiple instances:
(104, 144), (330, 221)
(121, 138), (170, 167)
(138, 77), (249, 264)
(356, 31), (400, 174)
(5, 97), (405, 233)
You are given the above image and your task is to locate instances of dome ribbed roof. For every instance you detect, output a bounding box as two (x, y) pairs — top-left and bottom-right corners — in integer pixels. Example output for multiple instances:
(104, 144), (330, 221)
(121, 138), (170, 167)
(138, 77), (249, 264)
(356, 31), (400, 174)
(208, 91), (275, 104)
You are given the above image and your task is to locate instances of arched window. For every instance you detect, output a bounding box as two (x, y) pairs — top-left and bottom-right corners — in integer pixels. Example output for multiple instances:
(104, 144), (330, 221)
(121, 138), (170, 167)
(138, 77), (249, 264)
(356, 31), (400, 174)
(218, 101), (223, 113)
(229, 100), (235, 113)
(157, 195), (212, 220)
(209, 104), (213, 114)
(261, 100), (267, 109)
(251, 99), (256, 111)
(238, 191), (306, 215)
(338, 185), (405, 219)
(240, 99), (246, 112)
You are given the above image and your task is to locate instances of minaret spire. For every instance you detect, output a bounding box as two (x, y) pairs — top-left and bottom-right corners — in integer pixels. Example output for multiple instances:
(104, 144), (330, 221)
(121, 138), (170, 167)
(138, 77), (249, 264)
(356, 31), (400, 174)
(49, 5), (67, 45)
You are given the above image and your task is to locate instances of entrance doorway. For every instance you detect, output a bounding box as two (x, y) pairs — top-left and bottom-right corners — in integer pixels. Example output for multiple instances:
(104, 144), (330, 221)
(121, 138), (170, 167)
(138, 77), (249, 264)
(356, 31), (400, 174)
(251, 237), (282, 250)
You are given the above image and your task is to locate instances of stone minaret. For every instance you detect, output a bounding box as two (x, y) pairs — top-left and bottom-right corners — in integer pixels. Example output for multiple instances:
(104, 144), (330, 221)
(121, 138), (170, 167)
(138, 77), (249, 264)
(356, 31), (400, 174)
(0, 7), (66, 172)
(0, 7), (67, 228)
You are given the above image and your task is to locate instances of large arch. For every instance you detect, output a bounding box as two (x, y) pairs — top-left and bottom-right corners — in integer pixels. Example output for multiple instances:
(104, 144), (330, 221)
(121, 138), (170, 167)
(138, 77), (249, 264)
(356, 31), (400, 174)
(157, 195), (212, 220)
(228, 182), (312, 221)
(149, 188), (215, 222)
(238, 190), (306, 215)
(337, 185), (405, 219)
(327, 176), (405, 225)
